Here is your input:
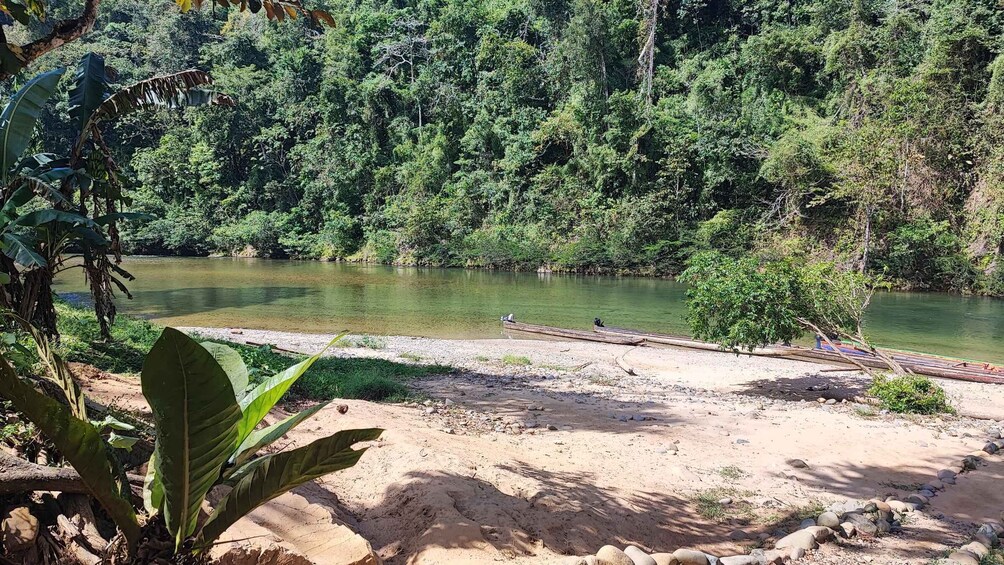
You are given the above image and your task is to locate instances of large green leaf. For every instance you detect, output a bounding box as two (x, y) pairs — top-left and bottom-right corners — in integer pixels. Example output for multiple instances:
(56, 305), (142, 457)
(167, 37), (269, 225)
(141, 328), (242, 549)
(234, 336), (341, 447)
(195, 427), (383, 549)
(1, 232), (45, 267)
(200, 341), (248, 401)
(14, 208), (96, 227)
(69, 53), (110, 134)
(0, 68), (65, 183)
(231, 401), (329, 468)
(0, 355), (140, 546)
(77, 70), (234, 154)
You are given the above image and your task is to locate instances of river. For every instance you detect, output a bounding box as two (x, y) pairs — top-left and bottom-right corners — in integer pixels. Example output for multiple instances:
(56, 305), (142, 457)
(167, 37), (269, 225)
(53, 256), (1004, 364)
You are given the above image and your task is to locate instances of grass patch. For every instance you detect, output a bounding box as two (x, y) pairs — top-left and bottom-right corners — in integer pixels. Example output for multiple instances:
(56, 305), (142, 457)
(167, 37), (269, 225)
(869, 374), (955, 415)
(692, 487), (754, 522)
(502, 354), (532, 366)
(337, 335), (387, 350)
(716, 465), (747, 480)
(399, 352), (423, 362)
(55, 301), (162, 374)
(292, 357), (451, 402)
(474, 355), (490, 362)
(52, 300), (451, 402)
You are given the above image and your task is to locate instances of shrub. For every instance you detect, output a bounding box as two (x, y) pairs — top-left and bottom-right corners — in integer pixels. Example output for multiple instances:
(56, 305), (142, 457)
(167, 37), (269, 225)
(868, 374), (954, 414)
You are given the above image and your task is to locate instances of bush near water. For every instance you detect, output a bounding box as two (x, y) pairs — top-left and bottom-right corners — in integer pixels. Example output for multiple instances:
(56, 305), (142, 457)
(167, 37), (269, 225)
(869, 374), (955, 415)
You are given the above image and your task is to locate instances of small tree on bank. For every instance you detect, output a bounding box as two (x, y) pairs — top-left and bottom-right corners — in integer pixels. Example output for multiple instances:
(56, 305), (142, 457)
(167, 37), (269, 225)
(679, 251), (904, 375)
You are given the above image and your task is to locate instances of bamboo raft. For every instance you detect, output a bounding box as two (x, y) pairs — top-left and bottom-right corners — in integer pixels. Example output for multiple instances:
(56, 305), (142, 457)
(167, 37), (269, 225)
(502, 319), (1004, 385)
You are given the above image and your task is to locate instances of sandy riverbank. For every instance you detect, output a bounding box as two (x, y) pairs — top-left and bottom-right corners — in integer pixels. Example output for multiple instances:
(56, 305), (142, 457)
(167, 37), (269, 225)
(84, 328), (1004, 564)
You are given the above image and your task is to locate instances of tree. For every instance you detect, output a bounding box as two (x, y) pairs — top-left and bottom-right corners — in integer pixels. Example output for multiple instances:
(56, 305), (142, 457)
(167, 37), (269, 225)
(680, 251), (905, 374)
(0, 0), (334, 80)
(0, 53), (233, 338)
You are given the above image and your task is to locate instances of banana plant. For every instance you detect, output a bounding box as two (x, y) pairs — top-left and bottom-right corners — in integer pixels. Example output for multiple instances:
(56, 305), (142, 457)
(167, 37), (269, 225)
(0, 326), (380, 557)
(0, 52), (234, 338)
(141, 329), (380, 551)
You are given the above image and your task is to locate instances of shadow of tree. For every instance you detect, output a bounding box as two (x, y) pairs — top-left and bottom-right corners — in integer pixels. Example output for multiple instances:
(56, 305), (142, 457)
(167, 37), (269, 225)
(413, 371), (681, 435)
(734, 372), (871, 403)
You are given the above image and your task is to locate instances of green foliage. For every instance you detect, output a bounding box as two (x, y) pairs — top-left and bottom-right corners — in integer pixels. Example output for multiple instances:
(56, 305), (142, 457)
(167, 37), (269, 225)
(868, 374), (954, 415)
(681, 251), (876, 352)
(680, 251), (808, 351)
(874, 217), (977, 291)
(293, 356), (450, 402)
(142, 328), (243, 549)
(134, 329), (381, 551)
(12, 0), (1004, 296)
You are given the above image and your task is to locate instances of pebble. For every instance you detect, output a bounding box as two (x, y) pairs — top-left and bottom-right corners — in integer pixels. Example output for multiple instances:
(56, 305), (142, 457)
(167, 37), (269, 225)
(774, 529), (818, 551)
(671, 549), (710, 565)
(624, 546), (657, 565)
(817, 511), (840, 528)
(547, 424), (558, 431)
(839, 522), (856, 538)
(717, 498), (733, 506)
(425, 407), (438, 415)
(719, 557), (757, 565)
(798, 518), (816, 529)
(786, 458), (809, 469)
(596, 545), (633, 565)
(650, 554), (679, 565)
(727, 530), (746, 541)
(937, 469), (958, 480)
(734, 439), (749, 445)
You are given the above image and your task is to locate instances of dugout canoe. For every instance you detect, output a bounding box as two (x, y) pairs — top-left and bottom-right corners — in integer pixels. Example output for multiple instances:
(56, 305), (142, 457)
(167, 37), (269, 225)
(593, 325), (791, 357)
(596, 324), (1004, 385)
(502, 320), (643, 345)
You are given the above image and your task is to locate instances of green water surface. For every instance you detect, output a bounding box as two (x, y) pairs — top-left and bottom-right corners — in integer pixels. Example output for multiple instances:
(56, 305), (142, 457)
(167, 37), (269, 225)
(53, 256), (1004, 364)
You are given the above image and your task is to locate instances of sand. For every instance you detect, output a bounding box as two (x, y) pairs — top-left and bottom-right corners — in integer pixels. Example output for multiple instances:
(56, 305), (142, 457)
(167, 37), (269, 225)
(83, 329), (1004, 564)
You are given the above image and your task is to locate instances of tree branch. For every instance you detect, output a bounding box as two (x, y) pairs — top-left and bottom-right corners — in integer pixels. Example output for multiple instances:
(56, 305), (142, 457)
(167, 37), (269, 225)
(0, 451), (143, 495)
(1, 0), (103, 81)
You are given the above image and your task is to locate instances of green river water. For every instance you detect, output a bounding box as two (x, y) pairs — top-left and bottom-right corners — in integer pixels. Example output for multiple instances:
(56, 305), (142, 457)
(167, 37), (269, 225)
(53, 256), (1004, 364)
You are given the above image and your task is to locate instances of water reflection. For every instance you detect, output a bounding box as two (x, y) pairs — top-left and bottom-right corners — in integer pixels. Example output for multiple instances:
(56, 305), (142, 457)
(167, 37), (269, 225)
(53, 256), (1003, 363)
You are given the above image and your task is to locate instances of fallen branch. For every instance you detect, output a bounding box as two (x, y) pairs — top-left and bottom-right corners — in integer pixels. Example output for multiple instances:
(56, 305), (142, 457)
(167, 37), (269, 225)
(0, 452), (143, 495)
(615, 347), (638, 376)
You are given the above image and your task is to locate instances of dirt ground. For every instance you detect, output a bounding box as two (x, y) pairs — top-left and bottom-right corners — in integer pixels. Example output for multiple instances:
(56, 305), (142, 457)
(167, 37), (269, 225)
(85, 330), (1004, 565)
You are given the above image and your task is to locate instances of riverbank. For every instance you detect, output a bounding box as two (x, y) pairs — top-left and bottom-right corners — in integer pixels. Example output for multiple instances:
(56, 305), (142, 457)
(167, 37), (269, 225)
(90, 325), (999, 564)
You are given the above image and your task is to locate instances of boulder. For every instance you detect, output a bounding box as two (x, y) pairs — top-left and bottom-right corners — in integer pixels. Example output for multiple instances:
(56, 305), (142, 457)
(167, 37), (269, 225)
(774, 529), (818, 552)
(672, 549), (711, 565)
(804, 526), (834, 543)
(624, 546), (657, 565)
(650, 554), (680, 565)
(816, 512), (840, 528)
(979, 522), (1004, 539)
(719, 557), (757, 565)
(960, 542), (989, 559)
(596, 545), (634, 565)
(945, 550), (980, 565)
(974, 532), (999, 550)
(798, 518), (816, 529)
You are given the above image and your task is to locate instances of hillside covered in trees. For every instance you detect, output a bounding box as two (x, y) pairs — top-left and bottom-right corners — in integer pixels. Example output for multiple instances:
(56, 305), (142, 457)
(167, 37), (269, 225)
(21, 0), (1004, 294)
